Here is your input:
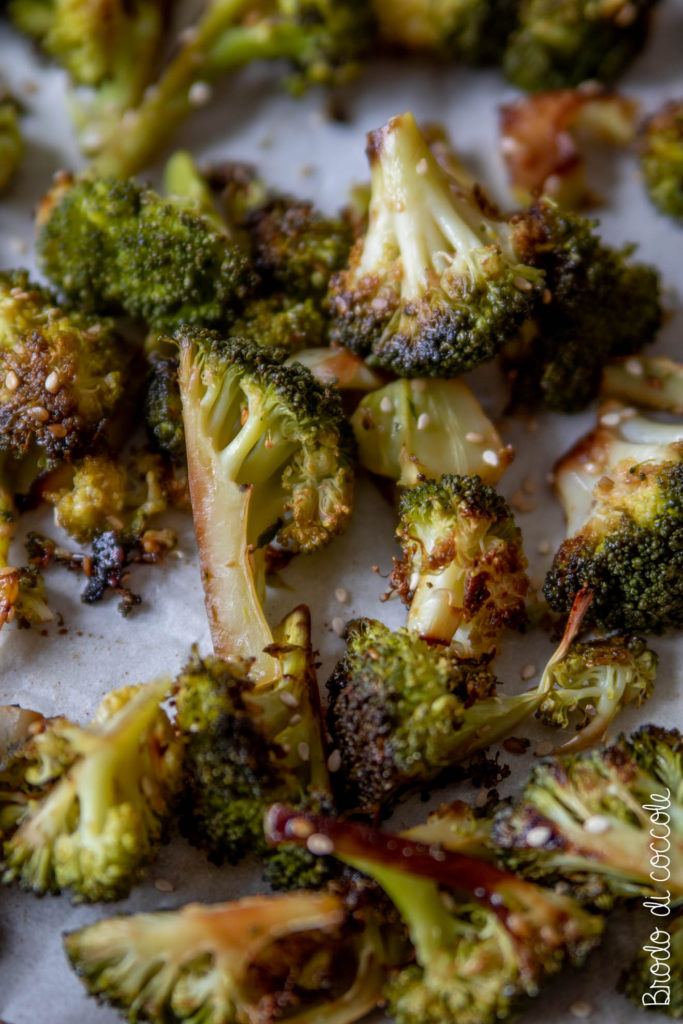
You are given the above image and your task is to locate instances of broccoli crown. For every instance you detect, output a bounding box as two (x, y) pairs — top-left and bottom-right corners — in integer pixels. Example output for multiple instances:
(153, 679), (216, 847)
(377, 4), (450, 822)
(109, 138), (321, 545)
(144, 355), (185, 463)
(620, 911), (683, 1016)
(38, 176), (256, 331)
(0, 269), (132, 462)
(372, 0), (520, 65)
(228, 295), (328, 353)
(493, 725), (683, 905)
(244, 196), (353, 297)
(506, 200), (662, 411)
(392, 474), (528, 656)
(639, 99), (683, 221)
(327, 111), (543, 378)
(537, 635), (657, 752)
(350, 377), (511, 488)
(0, 86), (22, 192)
(0, 678), (181, 901)
(326, 617), (499, 814)
(503, 0), (661, 92)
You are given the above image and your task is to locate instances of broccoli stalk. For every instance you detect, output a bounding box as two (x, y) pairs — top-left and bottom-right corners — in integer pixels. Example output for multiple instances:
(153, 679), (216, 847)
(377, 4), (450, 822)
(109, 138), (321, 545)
(602, 355), (683, 415)
(178, 331), (354, 681)
(327, 111), (543, 378)
(0, 678), (181, 901)
(266, 805), (604, 1024)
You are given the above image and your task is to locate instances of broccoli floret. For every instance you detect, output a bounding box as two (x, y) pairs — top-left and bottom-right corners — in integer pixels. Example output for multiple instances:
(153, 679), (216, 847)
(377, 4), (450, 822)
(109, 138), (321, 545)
(544, 404), (683, 633)
(267, 805), (604, 1024)
(65, 888), (390, 1023)
(503, 0), (661, 92)
(229, 295), (328, 353)
(402, 797), (500, 857)
(537, 635), (657, 753)
(372, 0), (520, 65)
(144, 355), (185, 463)
(620, 912), (683, 1017)
(391, 474), (528, 657)
(504, 199), (662, 411)
(351, 378), (513, 488)
(0, 81), (22, 192)
(89, 0), (375, 178)
(327, 111), (544, 378)
(493, 725), (683, 905)
(178, 330), (354, 679)
(0, 678), (181, 901)
(38, 176), (256, 331)
(602, 356), (683, 414)
(639, 100), (683, 221)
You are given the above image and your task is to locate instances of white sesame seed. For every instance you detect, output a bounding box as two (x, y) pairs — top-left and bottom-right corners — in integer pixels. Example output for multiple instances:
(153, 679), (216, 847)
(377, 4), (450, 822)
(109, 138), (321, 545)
(500, 136), (520, 154)
(526, 825), (552, 847)
(584, 462), (599, 475)
(279, 690), (298, 709)
(289, 714), (302, 726)
(29, 406), (49, 422)
(600, 411), (621, 427)
(625, 358), (644, 376)
(334, 587), (349, 604)
(514, 276), (533, 291)
(521, 663), (537, 681)
(417, 413), (430, 431)
(288, 817), (314, 839)
(465, 431), (484, 443)
(379, 395), (393, 413)
(331, 616), (345, 636)
(327, 750), (342, 773)
(44, 371), (60, 394)
(534, 741), (554, 757)
(188, 81), (212, 106)
(416, 158), (428, 175)
(410, 379), (427, 392)
(570, 1001), (593, 1019)
(306, 833), (335, 856)
(537, 539), (551, 555)
(154, 878), (175, 893)
(5, 370), (19, 391)
(583, 814), (611, 835)
(474, 788), (490, 807)
(482, 449), (499, 467)
(297, 741), (310, 761)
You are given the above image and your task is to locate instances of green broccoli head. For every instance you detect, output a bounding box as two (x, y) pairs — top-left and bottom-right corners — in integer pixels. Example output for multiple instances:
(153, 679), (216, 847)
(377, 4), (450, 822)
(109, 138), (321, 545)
(505, 200), (662, 411)
(620, 912), (683, 1017)
(392, 474), (529, 657)
(372, 0), (520, 65)
(0, 678), (181, 901)
(0, 82), (22, 193)
(537, 635), (657, 752)
(228, 295), (328, 353)
(144, 355), (185, 463)
(267, 806), (604, 1024)
(639, 99), (683, 222)
(503, 0), (661, 91)
(327, 111), (543, 377)
(178, 330), (355, 677)
(493, 725), (683, 906)
(544, 406), (683, 633)
(37, 176), (256, 331)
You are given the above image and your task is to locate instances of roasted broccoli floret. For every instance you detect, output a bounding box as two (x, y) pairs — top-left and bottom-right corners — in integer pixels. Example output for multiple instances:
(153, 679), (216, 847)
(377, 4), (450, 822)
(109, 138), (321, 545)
(503, 0), (661, 92)
(639, 99), (683, 221)
(536, 635), (657, 752)
(544, 404), (683, 633)
(229, 295), (328, 353)
(504, 198), (662, 411)
(0, 80), (22, 193)
(178, 330), (354, 679)
(89, 0), (375, 178)
(620, 912), (683, 1017)
(602, 356), (683, 414)
(267, 805), (604, 1024)
(0, 678), (181, 901)
(144, 355), (185, 463)
(65, 888), (390, 1024)
(391, 474), (528, 657)
(351, 378), (513, 488)
(327, 111), (544, 378)
(38, 176), (256, 331)
(372, 0), (520, 64)
(493, 725), (683, 905)
(175, 605), (335, 889)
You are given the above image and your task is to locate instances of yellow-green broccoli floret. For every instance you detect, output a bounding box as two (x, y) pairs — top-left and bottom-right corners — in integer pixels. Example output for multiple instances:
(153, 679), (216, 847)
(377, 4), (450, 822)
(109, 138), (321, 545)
(0, 81), (22, 192)
(639, 99), (683, 221)
(372, 0), (520, 65)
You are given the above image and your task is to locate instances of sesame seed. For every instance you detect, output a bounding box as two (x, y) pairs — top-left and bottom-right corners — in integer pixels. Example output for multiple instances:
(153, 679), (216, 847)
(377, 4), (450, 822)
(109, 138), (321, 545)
(534, 741), (554, 757)
(500, 136), (520, 154)
(584, 462), (599, 475)
(334, 587), (349, 604)
(297, 741), (310, 761)
(482, 449), (499, 466)
(307, 833), (335, 856)
(583, 815), (611, 835)
(279, 690), (298, 709)
(327, 750), (342, 773)
(410, 379), (427, 392)
(379, 395), (393, 413)
(289, 714), (302, 726)
(474, 788), (490, 808)
(188, 81), (212, 106)
(44, 371), (60, 394)
(513, 276), (533, 291)
(288, 817), (314, 839)
(465, 431), (484, 443)
(29, 406), (50, 422)
(625, 357), (644, 376)
(47, 424), (67, 438)
(417, 413), (430, 431)
(521, 663), (537, 680)
(537, 539), (551, 555)
(154, 878), (175, 893)
(5, 370), (19, 391)
(570, 1001), (593, 1019)
(416, 158), (428, 175)
(526, 825), (552, 847)
(600, 411), (621, 427)
(331, 617), (345, 636)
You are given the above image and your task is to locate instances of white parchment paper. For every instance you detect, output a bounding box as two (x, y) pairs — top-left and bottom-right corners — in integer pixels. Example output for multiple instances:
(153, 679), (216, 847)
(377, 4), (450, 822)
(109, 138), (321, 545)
(0, 4), (682, 1020)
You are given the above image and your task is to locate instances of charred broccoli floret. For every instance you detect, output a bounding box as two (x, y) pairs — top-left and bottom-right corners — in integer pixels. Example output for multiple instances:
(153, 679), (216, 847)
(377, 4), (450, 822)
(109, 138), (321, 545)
(536, 635), (657, 752)
(351, 378), (513, 488)
(0, 678), (181, 901)
(639, 99), (683, 221)
(175, 605), (335, 889)
(504, 199), (662, 411)
(620, 912), (683, 1017)
(178, 330), (354, 680)
(391, 474), (528, 658)
(89, 0), (375, 178)
(602, 356), (683, 414)
(0, 80), (22, 192)
(38, 176), (256, 331)
(503, 0), (661, 92)
(372, 0), (520, 65)
(229, 295), (328, 352)
(144, 356), (185, 463)
(327, 112), (543, 378)
(493, 725), (683, 905)
(65, 888), (390, 1024)
(544, 404), (683, 633)
(267, 806), (604, 1024)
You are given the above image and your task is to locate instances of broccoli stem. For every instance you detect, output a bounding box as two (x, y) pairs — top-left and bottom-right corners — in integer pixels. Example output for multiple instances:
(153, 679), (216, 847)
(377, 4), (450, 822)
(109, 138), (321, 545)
(163, 150), (227, 235)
